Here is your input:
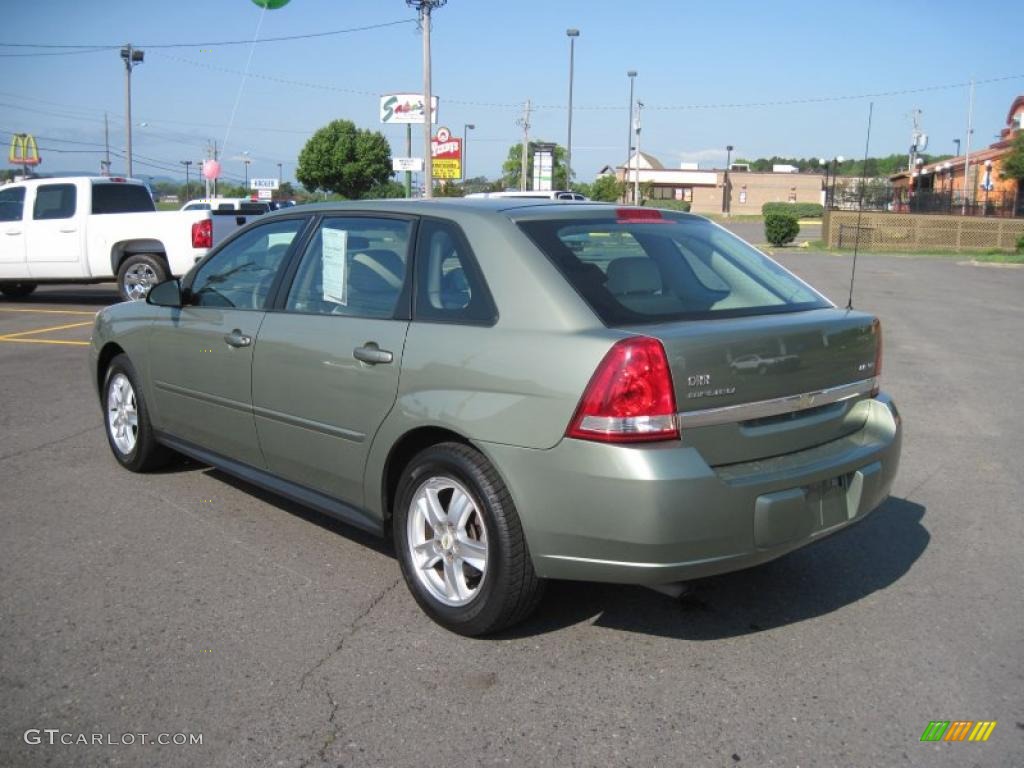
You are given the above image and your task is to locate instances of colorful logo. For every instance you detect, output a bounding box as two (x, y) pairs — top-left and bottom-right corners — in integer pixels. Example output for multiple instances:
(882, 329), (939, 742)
(920, 721), (997, 742)
(8, 133), (41, 167)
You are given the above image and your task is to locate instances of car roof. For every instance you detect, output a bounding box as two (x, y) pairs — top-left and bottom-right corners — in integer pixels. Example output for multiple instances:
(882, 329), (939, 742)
(272, 198), (702, 222)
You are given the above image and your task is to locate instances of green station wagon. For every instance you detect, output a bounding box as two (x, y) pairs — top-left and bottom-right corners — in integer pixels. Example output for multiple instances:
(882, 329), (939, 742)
(90, 200), (901, 635)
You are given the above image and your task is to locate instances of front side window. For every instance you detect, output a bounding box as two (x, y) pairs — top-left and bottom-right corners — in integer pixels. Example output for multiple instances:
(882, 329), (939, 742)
(414, 218), (496, 325)
(189, 218), (305, 309)
(0, 186), (25, 222)
(33, 184), (77, 220)
(285, 217), (412, 319)
(518, 213), (829, 325)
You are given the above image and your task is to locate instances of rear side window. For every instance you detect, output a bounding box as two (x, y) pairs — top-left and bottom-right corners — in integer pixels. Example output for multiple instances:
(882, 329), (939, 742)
(413, 219), (496, 325)
(0, 186), (25, 222)
(184, 203), (211, 211)
(91, 182), (155, 214)
(518, 213), (829, 325)
(285, 217), (412, 319)
(33, 184), (77, 220)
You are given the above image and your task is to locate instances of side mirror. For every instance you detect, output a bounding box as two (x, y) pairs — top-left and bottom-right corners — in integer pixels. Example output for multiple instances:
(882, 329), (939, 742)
(146, 278), (183, 308)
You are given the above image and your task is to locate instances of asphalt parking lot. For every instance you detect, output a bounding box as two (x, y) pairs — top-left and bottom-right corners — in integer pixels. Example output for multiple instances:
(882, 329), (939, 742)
(1, 252), (1022, 768)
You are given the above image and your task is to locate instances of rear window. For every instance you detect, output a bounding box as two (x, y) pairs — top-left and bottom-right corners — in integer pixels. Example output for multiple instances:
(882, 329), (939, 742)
(518, 213), (829, 325)
(91, 182), (155, 214)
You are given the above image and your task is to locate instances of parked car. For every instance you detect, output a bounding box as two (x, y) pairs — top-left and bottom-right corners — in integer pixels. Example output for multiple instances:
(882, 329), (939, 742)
(466, 190), (588, 201)
(180, 197), (271, 213)
(90, 200), (901, 635)
(0, 177), (263, 300)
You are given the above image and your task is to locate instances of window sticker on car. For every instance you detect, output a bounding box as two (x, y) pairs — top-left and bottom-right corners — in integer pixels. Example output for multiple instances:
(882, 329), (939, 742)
(321, 227), (348, 305)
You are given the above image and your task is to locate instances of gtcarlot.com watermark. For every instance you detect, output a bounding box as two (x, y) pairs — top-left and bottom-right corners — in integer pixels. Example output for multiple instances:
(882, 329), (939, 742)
(24, 729), (202, 747)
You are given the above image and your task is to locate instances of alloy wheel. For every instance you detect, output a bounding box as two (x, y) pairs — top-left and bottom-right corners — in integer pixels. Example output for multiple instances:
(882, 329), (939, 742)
(107, 373), (139, 455)
(406, 476), (489, 607)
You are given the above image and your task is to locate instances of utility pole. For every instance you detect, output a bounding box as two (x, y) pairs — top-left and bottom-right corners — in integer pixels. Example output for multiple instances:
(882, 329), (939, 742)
(181, 160), (192, 202)
(962, 79), (975, 215)
(565, 28), (579, 192)
(277, 162), (282, 187)
(463, 123), (475, 182)
(626, 70), (637, 202)
(908, 107), (922, 173)
(407, 1), (446, 198)
(723, 145), (734, 215)
(120, 45), (144, 178)
(101, 112), (111, 176)
(517, 99), (532, 191)
(633, 101), (643, 205)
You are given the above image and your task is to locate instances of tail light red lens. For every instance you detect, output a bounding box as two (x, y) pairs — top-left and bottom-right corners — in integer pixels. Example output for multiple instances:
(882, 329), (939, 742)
(567, 336), (679, 443)
(615, 208), (669, 224)
(191, 218), (212, 249)
(871, 318), (883, 396)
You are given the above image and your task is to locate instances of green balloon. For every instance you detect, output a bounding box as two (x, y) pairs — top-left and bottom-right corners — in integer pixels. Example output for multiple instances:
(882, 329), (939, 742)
(252, 0), (290, 8)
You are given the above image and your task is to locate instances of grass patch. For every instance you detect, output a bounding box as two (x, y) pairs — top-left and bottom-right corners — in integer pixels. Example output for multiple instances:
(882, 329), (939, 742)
(968, 250), (1024, 264)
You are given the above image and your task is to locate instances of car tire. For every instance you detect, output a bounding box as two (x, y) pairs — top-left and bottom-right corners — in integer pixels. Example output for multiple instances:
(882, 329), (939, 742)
(0, 281), (37, 299)
(393, 442), (545, 636)
(117, 254), (168, 302)
(103, 354), (173, 472)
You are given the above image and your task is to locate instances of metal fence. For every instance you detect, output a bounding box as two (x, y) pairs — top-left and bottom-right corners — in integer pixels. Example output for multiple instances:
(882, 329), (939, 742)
(826, 179), (1023, 219)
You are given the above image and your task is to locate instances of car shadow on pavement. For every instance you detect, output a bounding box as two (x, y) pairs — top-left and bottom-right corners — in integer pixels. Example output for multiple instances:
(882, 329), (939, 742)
(203, 467), (396, 559)
(502, 496), (928, 640)
(5, 290), (119, 307)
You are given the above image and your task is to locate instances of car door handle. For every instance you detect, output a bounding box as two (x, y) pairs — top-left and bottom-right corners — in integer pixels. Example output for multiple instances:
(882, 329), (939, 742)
(59, 227), (77, 233)
(223, 329), (252, 348)
(4, 229), (20, 236)
(353, 344), (393, 365)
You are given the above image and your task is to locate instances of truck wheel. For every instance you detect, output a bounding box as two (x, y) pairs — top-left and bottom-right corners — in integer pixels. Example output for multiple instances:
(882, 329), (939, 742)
(393, 442), (545, 636)
(118, 254), (168, 302)
(0, 281), (38, 299)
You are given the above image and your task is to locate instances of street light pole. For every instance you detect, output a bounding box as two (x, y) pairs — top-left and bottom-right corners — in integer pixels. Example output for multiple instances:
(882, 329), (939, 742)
(830, 156), (844, 208)
(277, 162), (282, 187)
(120, 44), (144, 178)
(407, 1), (446, 199)
(626, 70), (636, 203)
(953, 138), (961, 157)
(180, 160), (192, 202)
(565, 29), (579, 193)
(820, 158), (829, 208)
(463, 123), (474, 182)
(723, 145), (733, 215)
(633, 101), (643, 206)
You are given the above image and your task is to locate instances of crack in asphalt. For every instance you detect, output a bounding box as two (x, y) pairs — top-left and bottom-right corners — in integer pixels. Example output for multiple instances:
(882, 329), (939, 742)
(0, 423), (100, 464)
(296, 576), (403, 768)
(298, 576), (403, 694)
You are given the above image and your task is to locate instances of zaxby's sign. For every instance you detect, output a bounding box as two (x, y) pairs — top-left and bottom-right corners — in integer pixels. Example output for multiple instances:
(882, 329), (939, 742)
(431, 127), (462, 180)
(379, 94), (439, 125)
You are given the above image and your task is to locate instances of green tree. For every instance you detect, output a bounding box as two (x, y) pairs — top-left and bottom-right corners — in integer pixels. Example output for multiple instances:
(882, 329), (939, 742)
(502, 142), (569, 190)
(364, 179), (406, 199)
(296, 119), (393, 199)
(1000, 132), (1024, 181)
(588, 174), (625, 202)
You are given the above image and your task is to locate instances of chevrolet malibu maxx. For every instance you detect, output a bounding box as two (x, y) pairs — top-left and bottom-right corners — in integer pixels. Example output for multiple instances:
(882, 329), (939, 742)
(90, 200), (901, 635)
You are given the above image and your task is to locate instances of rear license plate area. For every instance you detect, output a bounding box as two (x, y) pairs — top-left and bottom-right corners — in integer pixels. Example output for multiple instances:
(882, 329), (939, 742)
(807, 473), (853, 529)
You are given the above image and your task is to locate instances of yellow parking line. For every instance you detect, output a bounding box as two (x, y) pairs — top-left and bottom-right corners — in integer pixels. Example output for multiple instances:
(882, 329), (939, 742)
(0, 308), (97, 316)
(0, 337), (90, 346)
(0, 320), (93, 339)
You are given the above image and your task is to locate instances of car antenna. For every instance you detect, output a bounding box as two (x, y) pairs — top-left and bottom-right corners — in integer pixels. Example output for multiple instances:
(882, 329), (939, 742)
(846, 101), (874, 310)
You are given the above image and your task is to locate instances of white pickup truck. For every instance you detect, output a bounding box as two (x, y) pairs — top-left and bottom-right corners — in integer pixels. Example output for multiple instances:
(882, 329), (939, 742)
(0, 176), (261, 300)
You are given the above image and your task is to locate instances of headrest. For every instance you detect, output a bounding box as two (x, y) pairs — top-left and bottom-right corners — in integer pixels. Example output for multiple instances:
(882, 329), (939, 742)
(605, 257), (662, 295)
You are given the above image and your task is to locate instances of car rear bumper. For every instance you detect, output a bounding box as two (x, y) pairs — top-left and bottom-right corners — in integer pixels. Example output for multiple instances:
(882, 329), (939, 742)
(478, 394), (901, 585)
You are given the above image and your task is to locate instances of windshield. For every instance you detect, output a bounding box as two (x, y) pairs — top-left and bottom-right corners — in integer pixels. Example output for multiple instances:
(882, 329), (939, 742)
(517, 213), (830, 326)
(91, 182), (155, 214)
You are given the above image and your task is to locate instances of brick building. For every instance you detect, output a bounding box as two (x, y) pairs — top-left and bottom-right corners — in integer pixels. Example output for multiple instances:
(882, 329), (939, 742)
(890, 94), (1023, 216)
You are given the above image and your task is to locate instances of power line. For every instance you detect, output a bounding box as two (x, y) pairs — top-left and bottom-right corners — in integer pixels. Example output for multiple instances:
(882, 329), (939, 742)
(0, 47), (112, 58)
(0, 19), (416, 51)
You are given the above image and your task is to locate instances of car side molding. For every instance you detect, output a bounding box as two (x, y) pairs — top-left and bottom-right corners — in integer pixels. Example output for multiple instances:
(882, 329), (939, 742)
(154, 431), (383, 537)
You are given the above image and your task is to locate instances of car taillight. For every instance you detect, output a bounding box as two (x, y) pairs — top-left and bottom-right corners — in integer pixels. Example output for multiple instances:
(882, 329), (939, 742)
(567, 336), (679, 443)
(191, 218), (212, 249)
(870, 318), (883, 396)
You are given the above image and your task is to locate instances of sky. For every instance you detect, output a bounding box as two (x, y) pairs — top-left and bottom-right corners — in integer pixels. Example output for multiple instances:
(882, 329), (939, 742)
(3, 0), (1023, 188)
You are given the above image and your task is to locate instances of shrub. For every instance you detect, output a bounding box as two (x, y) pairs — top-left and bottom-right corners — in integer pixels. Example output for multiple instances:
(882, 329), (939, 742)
(646, 199), (691, 212)
(762, 201), (824, 219)
(764, 213), (800, 246)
